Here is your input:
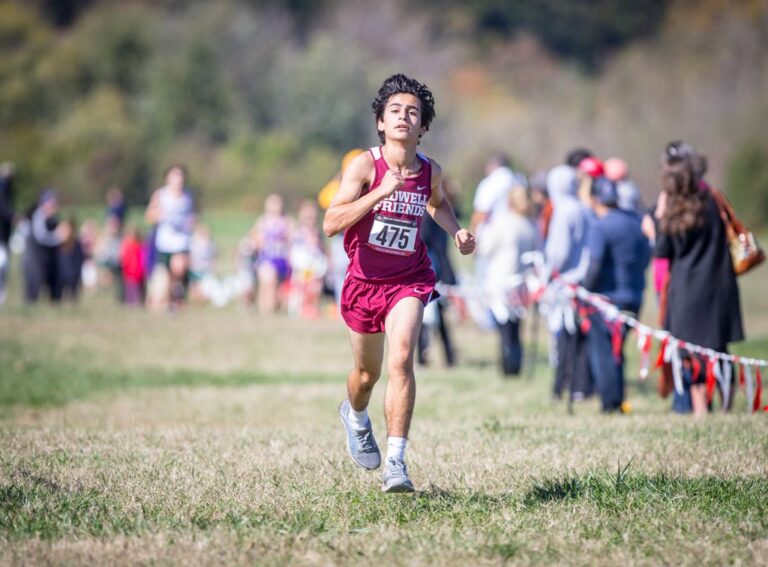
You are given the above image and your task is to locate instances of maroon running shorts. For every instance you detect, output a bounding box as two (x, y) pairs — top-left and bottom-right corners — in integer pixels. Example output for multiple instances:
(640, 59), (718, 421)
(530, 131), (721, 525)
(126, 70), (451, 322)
(340, 272), (436, 334)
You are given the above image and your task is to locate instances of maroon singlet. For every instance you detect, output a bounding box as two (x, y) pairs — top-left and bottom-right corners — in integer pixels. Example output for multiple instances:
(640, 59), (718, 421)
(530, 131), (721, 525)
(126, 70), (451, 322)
(344, 146), (434, 283)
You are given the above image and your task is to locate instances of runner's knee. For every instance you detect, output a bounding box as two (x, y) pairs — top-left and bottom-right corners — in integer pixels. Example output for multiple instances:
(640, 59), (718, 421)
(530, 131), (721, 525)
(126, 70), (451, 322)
(387, 344), (414, 377)
(356, 368), (380, 387)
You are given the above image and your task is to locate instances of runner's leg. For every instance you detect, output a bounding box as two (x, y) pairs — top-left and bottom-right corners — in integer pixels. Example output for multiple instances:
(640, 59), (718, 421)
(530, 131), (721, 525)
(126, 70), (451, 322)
(347, 329), (385, 411)
(383, 297), (424, 438)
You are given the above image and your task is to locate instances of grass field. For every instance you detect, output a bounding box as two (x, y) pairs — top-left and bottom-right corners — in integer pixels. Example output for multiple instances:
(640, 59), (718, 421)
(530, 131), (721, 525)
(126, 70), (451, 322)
(1, 217), (767, 566)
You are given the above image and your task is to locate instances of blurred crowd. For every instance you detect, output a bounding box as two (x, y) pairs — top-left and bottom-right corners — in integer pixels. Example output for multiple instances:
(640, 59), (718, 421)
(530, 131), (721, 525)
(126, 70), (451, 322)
(462, 142), (745, 417)
(0, 164), (332, 319)
(0, 139), (748, 417)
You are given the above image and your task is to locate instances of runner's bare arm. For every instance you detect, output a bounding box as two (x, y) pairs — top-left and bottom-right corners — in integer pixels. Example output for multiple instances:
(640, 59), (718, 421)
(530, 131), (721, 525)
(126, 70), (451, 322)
(426, 161), (475, 255)
(323, 153), (403, 237)
(144, 190), (161, 224)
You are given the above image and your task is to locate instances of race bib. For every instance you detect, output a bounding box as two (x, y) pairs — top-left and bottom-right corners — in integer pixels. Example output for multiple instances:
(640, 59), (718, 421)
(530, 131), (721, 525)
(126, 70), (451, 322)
(367, 214), (417, 256)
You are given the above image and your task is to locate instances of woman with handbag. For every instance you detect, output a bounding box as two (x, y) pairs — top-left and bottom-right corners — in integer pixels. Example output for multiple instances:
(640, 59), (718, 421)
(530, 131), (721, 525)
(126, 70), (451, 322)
(654, 142), (745, 417)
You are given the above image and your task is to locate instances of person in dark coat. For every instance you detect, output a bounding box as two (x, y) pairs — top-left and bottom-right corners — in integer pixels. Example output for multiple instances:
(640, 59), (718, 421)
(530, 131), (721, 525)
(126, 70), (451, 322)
(654, 142), (744, 416)
(57, 218), (85, 301)
(23, 190), (63, 304)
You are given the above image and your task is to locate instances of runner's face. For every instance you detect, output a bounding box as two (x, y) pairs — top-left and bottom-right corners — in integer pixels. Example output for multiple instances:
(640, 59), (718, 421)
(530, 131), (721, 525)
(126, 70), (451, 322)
(378, 93), (425, 144)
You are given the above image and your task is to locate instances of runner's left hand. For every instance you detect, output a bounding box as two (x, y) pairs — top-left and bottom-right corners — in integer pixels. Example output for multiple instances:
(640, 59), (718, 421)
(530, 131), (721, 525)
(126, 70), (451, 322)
(454, 229), (475, 255)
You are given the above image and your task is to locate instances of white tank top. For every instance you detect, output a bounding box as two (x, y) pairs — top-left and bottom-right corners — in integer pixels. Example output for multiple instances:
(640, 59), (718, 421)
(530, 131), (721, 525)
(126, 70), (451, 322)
(155, 187), (195, 253)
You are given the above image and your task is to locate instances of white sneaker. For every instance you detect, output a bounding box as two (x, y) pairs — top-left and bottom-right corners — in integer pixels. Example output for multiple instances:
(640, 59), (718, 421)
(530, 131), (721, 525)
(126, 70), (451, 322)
(381, 457), (415, 493)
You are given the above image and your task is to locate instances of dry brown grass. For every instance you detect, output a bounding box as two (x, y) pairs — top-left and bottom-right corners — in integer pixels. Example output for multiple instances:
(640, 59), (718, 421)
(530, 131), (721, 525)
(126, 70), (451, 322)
(1, 264), (767, 565)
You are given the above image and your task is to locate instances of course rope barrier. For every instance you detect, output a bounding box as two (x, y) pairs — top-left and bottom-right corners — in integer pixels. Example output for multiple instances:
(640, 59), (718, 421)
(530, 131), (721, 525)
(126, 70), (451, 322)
(437, 269), (767, 413)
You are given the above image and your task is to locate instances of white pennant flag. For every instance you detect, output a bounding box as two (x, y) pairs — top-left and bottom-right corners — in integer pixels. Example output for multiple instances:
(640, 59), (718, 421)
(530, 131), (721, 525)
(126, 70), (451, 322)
(713, 358), (724, 409)
(669, 341), (684, 396)
(637, 332), (651, 380)
(721, 360), (732, 411)
(744, 365), (755, 414)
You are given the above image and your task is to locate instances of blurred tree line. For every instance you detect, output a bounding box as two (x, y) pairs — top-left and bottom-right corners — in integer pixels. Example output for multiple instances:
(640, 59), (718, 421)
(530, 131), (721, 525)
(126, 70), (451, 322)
(2, 0), (767, 227)
(1, 0), (373, 209)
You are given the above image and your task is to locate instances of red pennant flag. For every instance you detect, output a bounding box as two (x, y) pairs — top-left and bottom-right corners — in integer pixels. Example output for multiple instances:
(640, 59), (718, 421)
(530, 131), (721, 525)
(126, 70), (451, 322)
(578, 303), (591, 334)
(641, 333), (652, 356)
(611, 322), (623, 362)
(705, 357), (717, 406)
(691, 355), (702, 382)
(754, 368), (763, 413)
(655, 337), (669, 369)
(739, 363), (746, 388)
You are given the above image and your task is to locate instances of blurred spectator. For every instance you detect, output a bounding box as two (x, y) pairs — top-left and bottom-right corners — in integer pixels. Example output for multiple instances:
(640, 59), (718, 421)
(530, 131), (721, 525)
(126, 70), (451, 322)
(471, 153), (527, 329)
(145, 164), (196, 310)
(478, 185), (536, 376)
(470, 153), (526, 236)
(576, 156), (604, 206)
(189, 224), (217, 302)
(418, 178), (461, 368)
(605, 157), (643, 215)
(583, 177), (650, 413)
(120, 225), (146, 306)
(236, 228), (259, 305)
(145, 263), (170, 312)
(544, 165), (589, 282)
(23, 190), (63, 304)
(105, 186), (126, 230)
(94, 215), (124, 302)
(544, 165), (591, 400)
(253, 193), (292, 314)
(318, 149), (364, 308)
(529, 170), (551, 248)
(288, 199), (326, 318)
(79, 218), (100, 291)
(0, 162), (15, 305)
(57, 217), (85, 301)
(654, 142), (744, 416)
(565, 147), (593, 168)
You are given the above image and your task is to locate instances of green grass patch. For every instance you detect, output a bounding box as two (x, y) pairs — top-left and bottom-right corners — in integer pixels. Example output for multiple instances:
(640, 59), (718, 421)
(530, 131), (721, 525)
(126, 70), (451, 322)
(526, 467), (768, 522)
(2, 467), (765, 546)
(0, 340), (334, 408)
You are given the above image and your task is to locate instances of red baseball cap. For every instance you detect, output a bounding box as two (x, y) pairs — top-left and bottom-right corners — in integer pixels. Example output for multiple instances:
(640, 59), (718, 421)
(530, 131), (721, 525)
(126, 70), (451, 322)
(578, 157), (604, 178)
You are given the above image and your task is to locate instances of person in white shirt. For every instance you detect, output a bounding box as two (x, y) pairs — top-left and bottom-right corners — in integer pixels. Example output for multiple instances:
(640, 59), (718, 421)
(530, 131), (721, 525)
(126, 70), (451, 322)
(470, 153), (527, 327)
(479, 185), (536, 376)
(470, 153), (526, 236)
(145, 165), (196, 309)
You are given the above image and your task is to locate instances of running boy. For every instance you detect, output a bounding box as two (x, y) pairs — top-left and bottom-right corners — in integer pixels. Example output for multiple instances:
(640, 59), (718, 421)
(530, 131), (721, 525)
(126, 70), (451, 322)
(323, 74), (475, 492)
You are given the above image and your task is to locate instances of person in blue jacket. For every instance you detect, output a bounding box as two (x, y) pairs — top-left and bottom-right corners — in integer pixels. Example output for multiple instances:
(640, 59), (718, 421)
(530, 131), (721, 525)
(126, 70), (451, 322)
(583, 176), (651, 413)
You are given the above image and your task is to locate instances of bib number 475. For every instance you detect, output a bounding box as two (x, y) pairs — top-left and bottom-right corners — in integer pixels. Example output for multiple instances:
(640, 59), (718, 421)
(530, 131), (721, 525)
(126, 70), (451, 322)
(375, 225), (410, 250)
(368, 215), (418, 256)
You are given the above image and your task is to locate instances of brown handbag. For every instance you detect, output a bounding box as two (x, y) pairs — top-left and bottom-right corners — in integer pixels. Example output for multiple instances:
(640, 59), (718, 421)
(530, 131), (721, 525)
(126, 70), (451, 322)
(710, 188), (766, 275)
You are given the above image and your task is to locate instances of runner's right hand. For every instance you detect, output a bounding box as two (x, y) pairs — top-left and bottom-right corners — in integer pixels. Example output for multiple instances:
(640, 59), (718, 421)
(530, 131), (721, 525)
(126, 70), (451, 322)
(379, 169), (405, 198)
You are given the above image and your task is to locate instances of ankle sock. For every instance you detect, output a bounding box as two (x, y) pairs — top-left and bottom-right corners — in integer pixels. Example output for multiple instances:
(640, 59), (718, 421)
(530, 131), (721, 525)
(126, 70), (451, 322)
(347, 405), (369, 430)
(386, 436), (407, 462)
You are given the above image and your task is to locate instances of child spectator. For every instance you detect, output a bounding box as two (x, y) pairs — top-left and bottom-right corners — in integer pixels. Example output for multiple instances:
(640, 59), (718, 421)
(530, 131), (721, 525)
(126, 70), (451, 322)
(94, 215), (124, 302)
(288, 199), (326, 318)
(120, 225), (145, 306)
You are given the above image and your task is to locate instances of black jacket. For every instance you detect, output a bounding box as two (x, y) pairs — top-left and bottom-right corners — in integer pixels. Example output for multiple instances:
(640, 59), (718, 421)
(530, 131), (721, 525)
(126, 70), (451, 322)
(655, 192), (744, 350)
(0, 177), (13, 244)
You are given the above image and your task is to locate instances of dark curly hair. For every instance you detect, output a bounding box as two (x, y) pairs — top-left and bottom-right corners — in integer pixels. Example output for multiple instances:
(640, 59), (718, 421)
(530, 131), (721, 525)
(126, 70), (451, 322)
(659, 148), (707, 236)
(372, 74), (435, 145)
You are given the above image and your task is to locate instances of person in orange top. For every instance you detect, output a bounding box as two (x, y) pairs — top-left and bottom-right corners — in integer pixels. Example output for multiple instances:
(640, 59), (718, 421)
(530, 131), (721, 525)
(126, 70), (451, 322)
(319, 148), (365, 307)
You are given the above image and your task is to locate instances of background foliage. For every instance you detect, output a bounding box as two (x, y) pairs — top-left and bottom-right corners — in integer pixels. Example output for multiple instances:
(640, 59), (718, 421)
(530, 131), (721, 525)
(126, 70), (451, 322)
(1, 0), (767, 225)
